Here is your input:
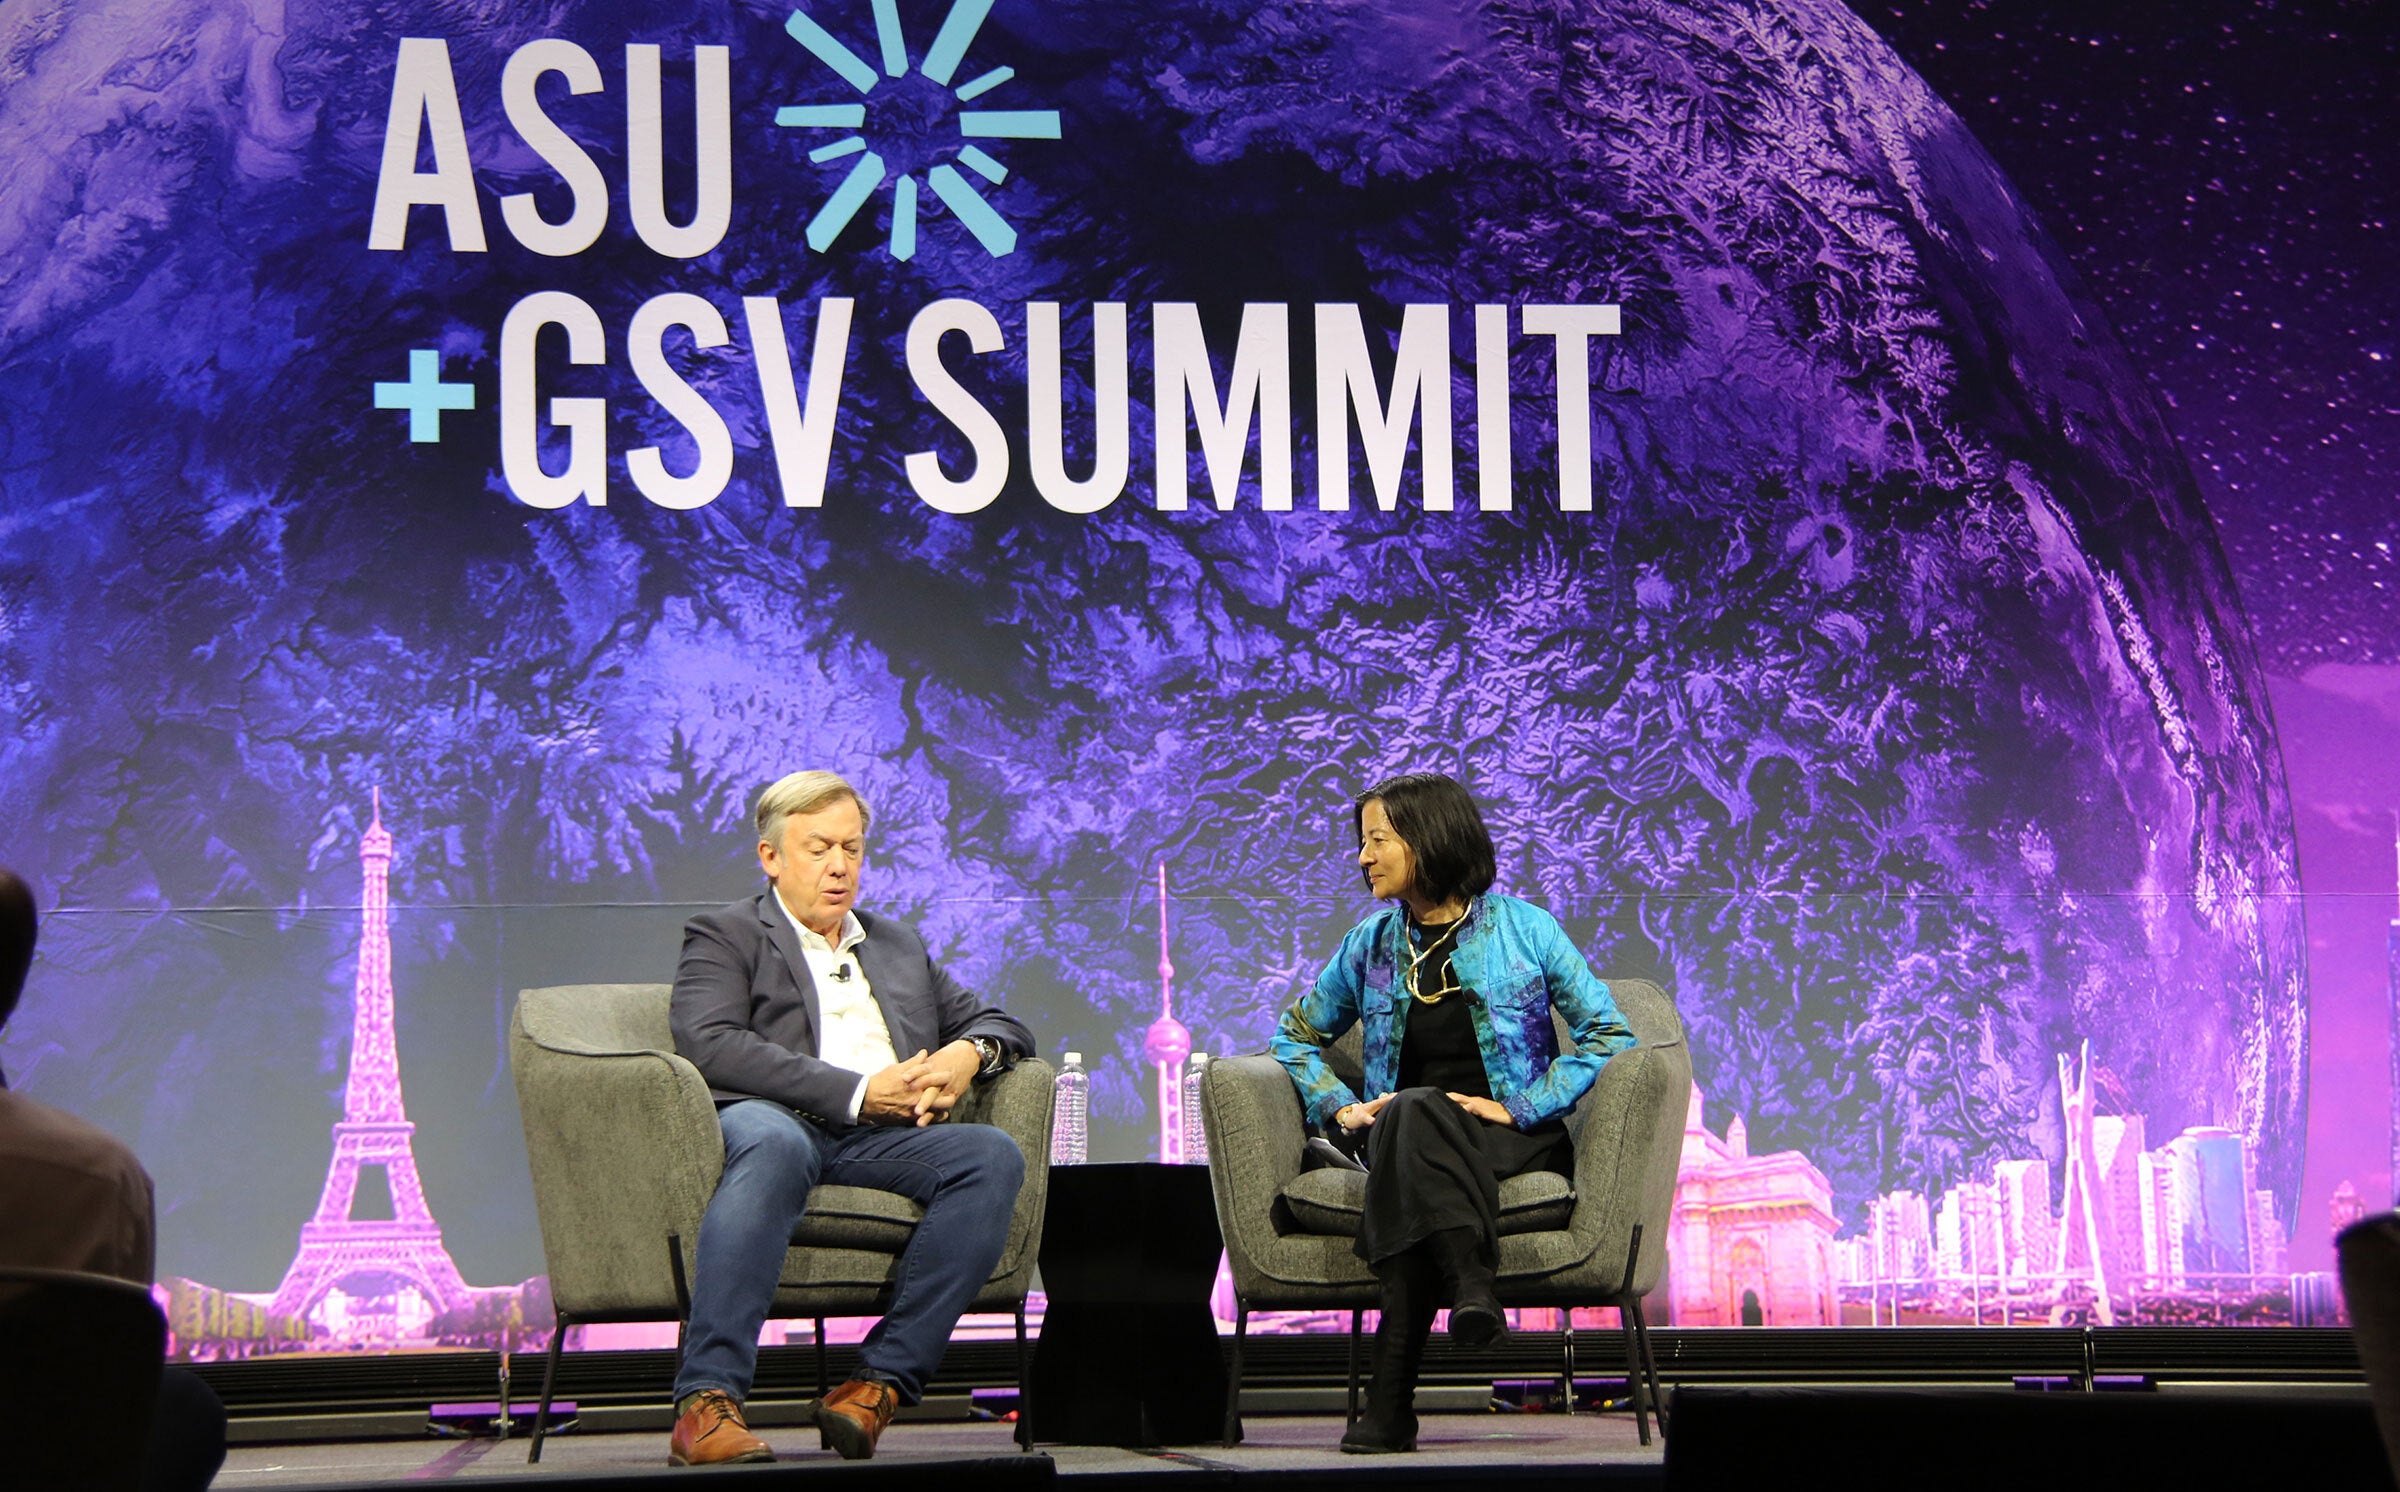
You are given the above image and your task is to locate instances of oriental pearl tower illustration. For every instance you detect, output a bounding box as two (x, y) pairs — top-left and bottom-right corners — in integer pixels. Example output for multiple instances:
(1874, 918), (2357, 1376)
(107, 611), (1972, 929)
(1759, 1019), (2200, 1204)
(1142, 862), (1191, 1163)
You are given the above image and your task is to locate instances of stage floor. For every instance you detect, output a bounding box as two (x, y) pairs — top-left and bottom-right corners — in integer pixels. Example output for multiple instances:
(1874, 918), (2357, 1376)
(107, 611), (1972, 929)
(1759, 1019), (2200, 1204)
(217, 1409), (1665, 1488)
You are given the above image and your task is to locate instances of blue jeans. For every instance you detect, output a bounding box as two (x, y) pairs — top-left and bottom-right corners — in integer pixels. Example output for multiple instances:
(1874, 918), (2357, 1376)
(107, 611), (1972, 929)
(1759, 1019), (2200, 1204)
(673, 1099), (1024, 1406)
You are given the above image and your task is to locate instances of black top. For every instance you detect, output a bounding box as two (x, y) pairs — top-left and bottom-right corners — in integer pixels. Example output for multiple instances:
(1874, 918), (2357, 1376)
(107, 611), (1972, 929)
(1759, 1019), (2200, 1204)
(1396, 915), (1490, 1098)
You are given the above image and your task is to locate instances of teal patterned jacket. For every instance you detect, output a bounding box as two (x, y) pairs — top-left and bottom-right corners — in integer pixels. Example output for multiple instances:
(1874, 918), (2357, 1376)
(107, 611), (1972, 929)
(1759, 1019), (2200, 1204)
(1269, 892), (1636, 1131)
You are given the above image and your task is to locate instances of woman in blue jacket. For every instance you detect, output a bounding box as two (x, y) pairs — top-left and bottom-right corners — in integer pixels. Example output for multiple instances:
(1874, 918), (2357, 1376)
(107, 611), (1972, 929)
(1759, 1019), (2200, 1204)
(1271, 772), (1635, 1454)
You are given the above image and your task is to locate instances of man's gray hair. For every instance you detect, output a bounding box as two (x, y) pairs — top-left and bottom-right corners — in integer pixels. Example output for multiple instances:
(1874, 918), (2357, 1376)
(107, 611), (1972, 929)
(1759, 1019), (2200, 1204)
(755, 770), (872, 852)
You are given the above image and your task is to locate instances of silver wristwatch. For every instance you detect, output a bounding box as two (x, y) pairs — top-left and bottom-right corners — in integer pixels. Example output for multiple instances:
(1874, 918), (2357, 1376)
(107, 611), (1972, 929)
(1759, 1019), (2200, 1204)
(967, 1035), (1005, 1077)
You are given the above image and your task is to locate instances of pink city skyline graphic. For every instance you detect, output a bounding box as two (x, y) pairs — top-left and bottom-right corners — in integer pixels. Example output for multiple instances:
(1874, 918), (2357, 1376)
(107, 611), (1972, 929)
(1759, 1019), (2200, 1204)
(1668, 1046), (2351, 1331)
(158, 799), (2355, 1358)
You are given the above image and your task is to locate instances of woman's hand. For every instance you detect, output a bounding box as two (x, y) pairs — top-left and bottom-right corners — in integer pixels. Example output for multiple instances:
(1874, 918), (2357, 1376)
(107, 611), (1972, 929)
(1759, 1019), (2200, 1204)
(1447, 1092), (1514, 1126)
(1335, 1092), (1397, 1132)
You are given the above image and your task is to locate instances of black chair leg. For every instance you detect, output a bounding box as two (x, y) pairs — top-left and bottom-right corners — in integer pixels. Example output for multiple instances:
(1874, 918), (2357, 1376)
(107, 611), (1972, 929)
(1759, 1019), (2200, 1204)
(1013, 1304), (1033, 1451)
(1618, 1298), (1651, 1445)
(1222, 1304), (1248, 1447)
(1562, 1316), (1578, 1415)
(1609, 1222), (1658, 1445)
(815, 1318), (830, 1399)
(1631, 1294), (1668, 1437)
(666, 1231), (694, 1404)
(526, 1310), (568, 1464)
(1346, 1308), (1363, 1425)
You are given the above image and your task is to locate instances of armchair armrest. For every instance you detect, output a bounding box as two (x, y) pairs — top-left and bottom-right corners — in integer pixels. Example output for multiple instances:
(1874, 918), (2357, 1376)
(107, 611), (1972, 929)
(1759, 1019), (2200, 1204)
(951, 1058), (1056, 1293)
(1559, 980), (1691, 1297)
(509, 1000), (723, 1318)
(1198, 1055), (1311, 1299)
(950, 1056), (1054, 1136)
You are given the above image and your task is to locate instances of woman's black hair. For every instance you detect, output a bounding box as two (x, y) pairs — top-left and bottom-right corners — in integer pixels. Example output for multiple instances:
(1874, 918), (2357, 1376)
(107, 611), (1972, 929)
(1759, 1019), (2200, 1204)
(1354, 772), (1497, 906)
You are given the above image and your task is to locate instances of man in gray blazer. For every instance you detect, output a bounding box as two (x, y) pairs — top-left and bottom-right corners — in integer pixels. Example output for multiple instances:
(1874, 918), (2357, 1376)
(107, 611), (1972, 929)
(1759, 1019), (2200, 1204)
(665, 771), (1033, 1466)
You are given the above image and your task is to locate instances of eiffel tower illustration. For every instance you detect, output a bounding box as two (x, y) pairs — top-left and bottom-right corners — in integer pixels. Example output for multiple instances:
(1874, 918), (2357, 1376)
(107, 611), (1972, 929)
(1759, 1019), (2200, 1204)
(268, 791), (472, 1344)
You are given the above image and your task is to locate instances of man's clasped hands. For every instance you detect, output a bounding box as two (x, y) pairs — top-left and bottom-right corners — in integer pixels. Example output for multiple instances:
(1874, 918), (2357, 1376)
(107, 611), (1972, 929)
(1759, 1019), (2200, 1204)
(859, 1041), (985, 1126)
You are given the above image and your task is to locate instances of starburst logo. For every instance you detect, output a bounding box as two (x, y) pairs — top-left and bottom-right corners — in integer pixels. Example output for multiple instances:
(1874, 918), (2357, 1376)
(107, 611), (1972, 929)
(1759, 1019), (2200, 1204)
(773, 0), (1060, 260)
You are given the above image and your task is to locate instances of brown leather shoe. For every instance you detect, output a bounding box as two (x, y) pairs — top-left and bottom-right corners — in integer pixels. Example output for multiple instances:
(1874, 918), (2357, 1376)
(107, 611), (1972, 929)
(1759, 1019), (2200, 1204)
(816, 1378), (900, 1460)
(668, 1390), (775, 1466)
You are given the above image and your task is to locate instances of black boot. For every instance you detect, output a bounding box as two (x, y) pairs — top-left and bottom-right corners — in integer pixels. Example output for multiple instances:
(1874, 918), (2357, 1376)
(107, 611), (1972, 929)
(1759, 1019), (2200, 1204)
(1340, 1249), (1438, 1454)
(1427, 1227), (1506, 1349)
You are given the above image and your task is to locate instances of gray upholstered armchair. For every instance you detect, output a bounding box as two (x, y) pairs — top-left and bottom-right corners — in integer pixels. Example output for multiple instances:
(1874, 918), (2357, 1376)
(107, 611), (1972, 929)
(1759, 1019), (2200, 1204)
(1197, 978), (1691, 1444)
(508, 983), (1055, 1460)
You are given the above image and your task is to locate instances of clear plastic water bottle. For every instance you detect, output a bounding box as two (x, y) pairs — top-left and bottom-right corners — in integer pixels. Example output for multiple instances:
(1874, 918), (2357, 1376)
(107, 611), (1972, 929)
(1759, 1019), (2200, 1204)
(1051, 1051), (1089, 1165)
(1181, 1052), (1210, 1165)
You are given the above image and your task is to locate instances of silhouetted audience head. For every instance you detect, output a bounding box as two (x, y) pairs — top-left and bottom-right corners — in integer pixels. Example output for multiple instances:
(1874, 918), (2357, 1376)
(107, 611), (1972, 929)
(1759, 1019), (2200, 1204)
(0, 868), (34, 1031)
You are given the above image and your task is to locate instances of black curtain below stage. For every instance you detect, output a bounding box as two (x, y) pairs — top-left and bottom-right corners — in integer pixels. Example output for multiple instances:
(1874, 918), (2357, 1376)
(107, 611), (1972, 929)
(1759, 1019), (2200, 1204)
(1663, 1386), (2393, 1491)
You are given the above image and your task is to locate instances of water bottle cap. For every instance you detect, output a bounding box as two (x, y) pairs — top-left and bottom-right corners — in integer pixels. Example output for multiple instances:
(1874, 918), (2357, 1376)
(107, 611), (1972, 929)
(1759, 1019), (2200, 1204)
(1064, 1051), (1082, 1065)
(1191, 1051), (1208, 1063)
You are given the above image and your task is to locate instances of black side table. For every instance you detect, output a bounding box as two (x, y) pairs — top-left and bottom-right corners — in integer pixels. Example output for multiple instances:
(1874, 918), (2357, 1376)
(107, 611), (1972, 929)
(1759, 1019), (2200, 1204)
(1027, 1161), (1236, 1446)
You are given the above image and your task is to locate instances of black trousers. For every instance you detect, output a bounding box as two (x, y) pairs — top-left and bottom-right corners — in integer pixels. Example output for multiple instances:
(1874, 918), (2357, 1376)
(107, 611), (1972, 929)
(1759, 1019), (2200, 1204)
(1356, 1087), (1570, 1265)
(144, 1367), (226, 1492)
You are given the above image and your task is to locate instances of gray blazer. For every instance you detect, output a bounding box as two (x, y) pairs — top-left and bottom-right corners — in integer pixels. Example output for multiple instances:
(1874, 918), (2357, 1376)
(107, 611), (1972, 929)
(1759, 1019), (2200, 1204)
(668, 892), (1034, 1128)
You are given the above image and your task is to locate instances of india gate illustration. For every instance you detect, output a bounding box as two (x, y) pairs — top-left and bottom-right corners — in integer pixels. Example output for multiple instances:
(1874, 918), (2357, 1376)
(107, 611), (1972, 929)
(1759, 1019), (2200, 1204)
(266, 792), (476, 1344)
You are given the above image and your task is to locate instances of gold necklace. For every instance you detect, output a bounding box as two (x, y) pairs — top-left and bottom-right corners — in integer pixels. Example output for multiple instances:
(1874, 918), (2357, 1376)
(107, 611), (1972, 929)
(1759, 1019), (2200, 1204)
(1404, 916), (1466, 1004)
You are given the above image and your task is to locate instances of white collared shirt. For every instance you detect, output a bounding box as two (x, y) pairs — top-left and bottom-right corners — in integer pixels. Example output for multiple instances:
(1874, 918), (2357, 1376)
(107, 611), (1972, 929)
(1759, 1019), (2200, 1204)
(773, 891), (897, 1122)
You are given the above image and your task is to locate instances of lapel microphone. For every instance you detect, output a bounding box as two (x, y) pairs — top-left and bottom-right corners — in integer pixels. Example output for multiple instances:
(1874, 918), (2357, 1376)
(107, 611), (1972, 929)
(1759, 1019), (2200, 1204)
(832, 961), (853, 983)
